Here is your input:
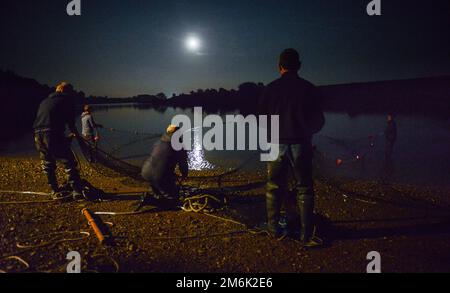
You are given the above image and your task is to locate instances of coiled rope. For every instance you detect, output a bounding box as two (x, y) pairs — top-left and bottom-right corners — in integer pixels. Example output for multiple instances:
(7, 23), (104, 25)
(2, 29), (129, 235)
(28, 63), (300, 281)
(181, 194), (222, 213)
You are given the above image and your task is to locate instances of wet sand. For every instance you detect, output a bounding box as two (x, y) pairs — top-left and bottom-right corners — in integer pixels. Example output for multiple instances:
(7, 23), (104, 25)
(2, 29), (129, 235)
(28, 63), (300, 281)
(0, 157), (449, 273)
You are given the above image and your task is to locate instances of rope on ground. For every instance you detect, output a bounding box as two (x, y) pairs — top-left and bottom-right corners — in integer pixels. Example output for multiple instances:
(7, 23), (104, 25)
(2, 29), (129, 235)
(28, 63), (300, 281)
(181, 192), (324, 246)
(198, 212), (248, 228)
(181, 194), (222, 213)
(90, 193), (251, 240)
(148, 230), (249, 241)
(94, 207), (156, 216)
(0, 256), (30, 273)
(342, 193), (378, 205)
(93, 193), (223, 216)
(0, 190), (51, 196)
(0, 231), (90, 260)
(15, 231), (91, 250)
(321, 176), (450, 212)
(0, 190), (72, 205)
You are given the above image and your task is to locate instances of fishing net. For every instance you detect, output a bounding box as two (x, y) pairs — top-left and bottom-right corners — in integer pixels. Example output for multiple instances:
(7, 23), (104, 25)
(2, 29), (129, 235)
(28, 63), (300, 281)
(77, 136), (144, 181)
(73, 124), (396, 216)
(76, 128), (264, 187)
(76, 126), (386, 194)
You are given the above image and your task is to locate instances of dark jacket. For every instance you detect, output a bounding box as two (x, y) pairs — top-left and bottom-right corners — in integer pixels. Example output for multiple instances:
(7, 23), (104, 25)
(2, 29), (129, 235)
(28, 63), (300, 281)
(33, 92), (77, 134)
(259, 72), (325, 144)
(141, 134), (189, 187)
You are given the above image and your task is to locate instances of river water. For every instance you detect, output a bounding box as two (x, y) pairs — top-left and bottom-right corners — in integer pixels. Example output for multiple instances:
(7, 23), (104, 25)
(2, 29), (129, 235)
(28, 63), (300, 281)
(1, 104), (449, 187)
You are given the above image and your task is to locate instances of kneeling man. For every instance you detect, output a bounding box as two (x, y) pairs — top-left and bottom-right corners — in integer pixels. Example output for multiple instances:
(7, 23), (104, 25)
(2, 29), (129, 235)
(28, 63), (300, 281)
(141, 125), (189, 204)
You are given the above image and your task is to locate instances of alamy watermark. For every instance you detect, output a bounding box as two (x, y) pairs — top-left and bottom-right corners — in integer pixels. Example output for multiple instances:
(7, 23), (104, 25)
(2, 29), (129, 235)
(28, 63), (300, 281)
(66, 251), (81, 273)
(366, 251), (382, 273)
(367, 0), (382, 16)
(66, 0), (81, 16)
(65, 1), (381, 16)
(170, 107), (280, 162)
(65, 250), (381, 273)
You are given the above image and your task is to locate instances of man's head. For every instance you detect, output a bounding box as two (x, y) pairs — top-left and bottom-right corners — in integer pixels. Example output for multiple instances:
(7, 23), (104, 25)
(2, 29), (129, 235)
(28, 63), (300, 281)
(387, 114), (394, 122)
(55, 82), (74, 94)
(83, 105), (91, 113)
(166, 124), (180, 135)
(278, 48), (301, 74)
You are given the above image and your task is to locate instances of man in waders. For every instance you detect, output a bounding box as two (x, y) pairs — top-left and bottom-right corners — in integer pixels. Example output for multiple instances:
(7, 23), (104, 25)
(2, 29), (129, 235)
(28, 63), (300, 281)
(259, 49), (325, 247)
(382, 114), (397, 182)
(33, 82), (85, 200)
(384, 114), (397, 162)
(139, 125), (189, 208)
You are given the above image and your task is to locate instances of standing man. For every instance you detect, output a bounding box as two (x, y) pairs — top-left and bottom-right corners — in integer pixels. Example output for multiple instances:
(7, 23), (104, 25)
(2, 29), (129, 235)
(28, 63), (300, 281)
(81, 104), (102, 162)
(33, 82), (85, 200)
(382, 114), (397, 183)
(384, 114), (397, 162)
(259, 49), (325, 246)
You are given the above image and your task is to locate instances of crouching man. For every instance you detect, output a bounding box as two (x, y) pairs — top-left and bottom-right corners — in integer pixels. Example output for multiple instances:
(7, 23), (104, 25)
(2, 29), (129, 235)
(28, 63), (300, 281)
(140, 125), (189, 206)
(33, 82), (85, 200)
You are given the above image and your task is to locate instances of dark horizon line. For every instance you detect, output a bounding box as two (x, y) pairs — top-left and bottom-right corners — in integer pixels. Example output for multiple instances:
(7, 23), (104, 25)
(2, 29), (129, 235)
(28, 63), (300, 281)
(2, 69), (449, 99)
(320, 74), (450, 88)
(121, 74), (450, 100)
(113, 74), (450, 99)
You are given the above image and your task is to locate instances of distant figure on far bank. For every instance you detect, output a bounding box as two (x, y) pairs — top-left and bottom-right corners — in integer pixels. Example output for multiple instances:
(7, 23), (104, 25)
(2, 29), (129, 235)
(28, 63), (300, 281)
(384, 114), (397, 161)
(33, 82), (85, 200)
(259, 48), (325, 247)
(140, 125), (189, 207)
(81, 104), (102, 162)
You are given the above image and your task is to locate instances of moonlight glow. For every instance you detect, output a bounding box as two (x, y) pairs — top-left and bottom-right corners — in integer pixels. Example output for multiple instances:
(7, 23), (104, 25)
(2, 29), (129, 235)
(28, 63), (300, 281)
(185, 35), (201, 52)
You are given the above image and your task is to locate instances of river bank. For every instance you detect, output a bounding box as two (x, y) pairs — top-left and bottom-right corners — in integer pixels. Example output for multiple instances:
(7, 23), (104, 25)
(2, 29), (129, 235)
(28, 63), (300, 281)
(0, 157), (449, 273)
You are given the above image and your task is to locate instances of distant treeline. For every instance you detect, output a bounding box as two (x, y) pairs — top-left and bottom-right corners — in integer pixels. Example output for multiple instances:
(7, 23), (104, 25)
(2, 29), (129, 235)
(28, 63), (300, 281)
(1, 69), (449, 139)
(321, 76), (450, 116)
(85, 93), (168, 106)
(161, 77), (450, 117)
(0, 71), (50, 139)
(0, 71), (85, 139)
(84, 82), (265, 113)
(166, 82), (265, 114)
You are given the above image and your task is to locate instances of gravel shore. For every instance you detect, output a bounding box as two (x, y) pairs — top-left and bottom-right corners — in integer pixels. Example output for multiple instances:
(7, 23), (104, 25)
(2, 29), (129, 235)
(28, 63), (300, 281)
(0, 157), (449, 273)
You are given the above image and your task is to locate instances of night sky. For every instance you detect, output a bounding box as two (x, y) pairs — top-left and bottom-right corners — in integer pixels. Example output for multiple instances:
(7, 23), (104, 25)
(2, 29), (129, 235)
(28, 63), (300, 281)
(1, 0), (449, 97)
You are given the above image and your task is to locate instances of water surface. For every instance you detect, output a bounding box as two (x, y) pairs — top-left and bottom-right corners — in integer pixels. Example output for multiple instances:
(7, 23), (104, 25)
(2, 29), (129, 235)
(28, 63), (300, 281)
(1, 105), (449, 187)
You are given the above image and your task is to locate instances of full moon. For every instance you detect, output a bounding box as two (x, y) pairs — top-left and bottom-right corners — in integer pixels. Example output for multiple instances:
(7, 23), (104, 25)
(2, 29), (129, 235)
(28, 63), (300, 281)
(185, 35), (201, 52)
